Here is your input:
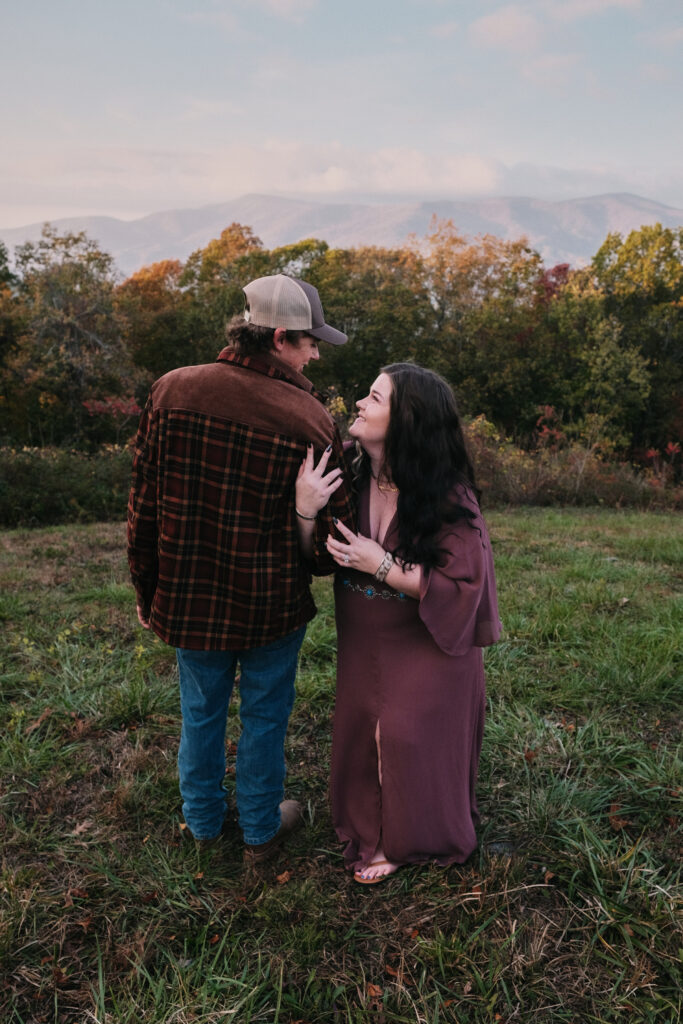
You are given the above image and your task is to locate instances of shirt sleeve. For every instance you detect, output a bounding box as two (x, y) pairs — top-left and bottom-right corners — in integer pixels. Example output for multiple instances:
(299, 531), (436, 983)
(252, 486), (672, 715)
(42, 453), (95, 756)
(418, 510), (502, 656)
(127, 395), (160, 616)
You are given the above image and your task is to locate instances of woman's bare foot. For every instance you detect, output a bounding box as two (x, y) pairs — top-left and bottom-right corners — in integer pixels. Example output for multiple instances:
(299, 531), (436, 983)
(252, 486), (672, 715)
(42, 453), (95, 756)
(354, 848), (401, 884)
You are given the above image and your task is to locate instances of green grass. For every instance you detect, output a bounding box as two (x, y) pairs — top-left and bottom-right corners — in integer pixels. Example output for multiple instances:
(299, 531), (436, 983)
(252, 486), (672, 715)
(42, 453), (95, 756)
(0, 510), (681, 1023)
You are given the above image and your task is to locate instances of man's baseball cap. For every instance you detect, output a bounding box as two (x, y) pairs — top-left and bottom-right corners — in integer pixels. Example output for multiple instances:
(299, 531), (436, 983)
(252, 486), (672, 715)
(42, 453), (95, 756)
(243, 274), (347, 346)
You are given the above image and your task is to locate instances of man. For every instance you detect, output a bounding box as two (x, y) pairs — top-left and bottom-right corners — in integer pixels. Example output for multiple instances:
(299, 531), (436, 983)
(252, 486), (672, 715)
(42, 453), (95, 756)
(127, 274), (353, 862)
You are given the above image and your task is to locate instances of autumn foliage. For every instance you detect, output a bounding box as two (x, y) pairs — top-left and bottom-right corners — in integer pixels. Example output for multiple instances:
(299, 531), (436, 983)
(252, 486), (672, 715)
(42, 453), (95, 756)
(0, 220), (680, 479)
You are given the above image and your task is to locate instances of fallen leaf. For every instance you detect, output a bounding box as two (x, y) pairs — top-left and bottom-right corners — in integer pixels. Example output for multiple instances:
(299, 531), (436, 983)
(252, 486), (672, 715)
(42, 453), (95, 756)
(463, 980), (473, 995)
(76, 916), (92, 932)
(209, 934), (219, 945)
(276, 870), (292, 885)
(72, 820), (93, 836)
(524, 748), (537, 763)
(25, 707), (53, 734)
(385, 965), (399, 977)
(367, 984), (383, 998)
(609, 803), (630, 830)
(544, 870), (556, 884)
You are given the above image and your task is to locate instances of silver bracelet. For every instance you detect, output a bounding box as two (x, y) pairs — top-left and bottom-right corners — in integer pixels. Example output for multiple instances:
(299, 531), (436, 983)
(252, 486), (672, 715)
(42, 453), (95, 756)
(374, 550), (394, 583)
(295, 507), (317, 521)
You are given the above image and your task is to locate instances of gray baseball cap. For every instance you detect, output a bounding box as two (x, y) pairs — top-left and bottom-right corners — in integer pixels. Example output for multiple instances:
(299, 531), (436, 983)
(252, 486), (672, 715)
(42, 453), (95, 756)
(243, 274), (347, 346)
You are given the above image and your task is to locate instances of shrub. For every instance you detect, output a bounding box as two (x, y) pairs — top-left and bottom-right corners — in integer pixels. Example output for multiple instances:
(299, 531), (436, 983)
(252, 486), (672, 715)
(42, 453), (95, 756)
(466, 416), (683, 510)
(1, 424), (680, 529)
(0, 445), (132, 527)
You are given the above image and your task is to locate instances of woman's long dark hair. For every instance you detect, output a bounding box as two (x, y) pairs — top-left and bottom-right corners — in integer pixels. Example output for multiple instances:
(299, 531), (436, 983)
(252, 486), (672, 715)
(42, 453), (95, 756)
(352, 362), (479, 569)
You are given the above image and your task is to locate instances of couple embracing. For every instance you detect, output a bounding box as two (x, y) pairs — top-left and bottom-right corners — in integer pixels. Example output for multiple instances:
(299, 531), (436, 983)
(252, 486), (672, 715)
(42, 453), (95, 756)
(128, 274), (500, 885)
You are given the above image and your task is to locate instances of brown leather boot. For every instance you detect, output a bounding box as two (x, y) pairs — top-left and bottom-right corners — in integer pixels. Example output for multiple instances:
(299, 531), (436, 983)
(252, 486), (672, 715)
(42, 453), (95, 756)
(243, 799), (303, 863)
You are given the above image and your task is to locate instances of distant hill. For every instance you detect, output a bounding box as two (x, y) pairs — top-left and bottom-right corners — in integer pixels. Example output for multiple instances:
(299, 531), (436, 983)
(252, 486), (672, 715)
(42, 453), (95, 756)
(2, 192), (682, 277)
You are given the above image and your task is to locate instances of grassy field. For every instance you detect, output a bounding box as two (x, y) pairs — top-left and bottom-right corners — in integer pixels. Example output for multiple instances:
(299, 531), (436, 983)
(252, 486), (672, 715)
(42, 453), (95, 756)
(1, 509), (681, 1024)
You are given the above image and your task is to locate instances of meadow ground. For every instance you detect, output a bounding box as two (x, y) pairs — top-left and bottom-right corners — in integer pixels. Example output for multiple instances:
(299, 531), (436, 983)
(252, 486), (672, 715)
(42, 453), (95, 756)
(0, 509), (681, 1024)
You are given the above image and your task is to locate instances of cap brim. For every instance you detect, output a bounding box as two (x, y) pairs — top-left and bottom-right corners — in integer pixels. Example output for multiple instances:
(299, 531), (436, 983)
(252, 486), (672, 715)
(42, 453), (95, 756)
(309, 323), (348, 346)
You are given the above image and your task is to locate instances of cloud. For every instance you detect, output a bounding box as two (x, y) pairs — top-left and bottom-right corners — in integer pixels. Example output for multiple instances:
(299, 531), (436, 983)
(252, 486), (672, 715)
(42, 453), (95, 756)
(643, 25), (683, 48)
(429, 20), (459, 39)
(1, 142), (682, 230)
(251, 0), (317, 20)
(522, 51), (582, 86)
(543, 0), (641, 21)
(0, 143), (503, 226)
(178, 98), (244, 122)
(210, 142), (503, 197)
(179, 0), (315, 30)
(178, 10), (239, 32)
(469, 5), (543, 52)
(638, 63), (674, 84)
(363, 150), (502, 195)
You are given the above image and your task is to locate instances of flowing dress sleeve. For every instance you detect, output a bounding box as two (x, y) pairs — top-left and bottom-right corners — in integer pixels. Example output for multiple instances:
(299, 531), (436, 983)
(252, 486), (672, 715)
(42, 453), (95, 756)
(418, 489), (502, 656)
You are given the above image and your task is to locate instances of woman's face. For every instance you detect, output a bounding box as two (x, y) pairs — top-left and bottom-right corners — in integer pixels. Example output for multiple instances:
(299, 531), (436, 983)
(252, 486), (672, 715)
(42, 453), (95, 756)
(349, 373), (392, 449)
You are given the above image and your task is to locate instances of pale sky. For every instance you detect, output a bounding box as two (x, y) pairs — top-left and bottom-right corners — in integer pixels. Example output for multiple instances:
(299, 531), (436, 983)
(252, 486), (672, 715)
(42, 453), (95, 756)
(1, 0), (682, 228)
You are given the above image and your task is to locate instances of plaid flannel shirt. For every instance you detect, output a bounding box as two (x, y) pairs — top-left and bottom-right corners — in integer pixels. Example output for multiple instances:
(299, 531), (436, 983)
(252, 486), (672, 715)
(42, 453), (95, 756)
(127, 348), (354, 650)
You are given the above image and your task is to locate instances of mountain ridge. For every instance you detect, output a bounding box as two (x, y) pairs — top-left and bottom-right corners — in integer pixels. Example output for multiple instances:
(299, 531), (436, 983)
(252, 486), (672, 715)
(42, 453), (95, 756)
(2, 192), (682, 277)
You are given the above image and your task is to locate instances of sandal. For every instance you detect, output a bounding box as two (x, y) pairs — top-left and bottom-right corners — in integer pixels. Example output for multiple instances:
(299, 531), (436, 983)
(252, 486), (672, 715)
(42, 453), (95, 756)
(353, 859), (400, 885)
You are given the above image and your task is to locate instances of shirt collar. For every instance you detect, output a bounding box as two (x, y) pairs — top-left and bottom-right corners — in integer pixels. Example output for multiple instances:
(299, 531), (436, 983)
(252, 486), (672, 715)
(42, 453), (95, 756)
(216, 347), (325, 402)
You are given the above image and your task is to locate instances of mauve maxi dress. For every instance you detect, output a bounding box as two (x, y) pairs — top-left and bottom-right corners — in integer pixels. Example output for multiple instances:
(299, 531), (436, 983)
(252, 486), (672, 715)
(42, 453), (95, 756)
(330, 484), (501, 871)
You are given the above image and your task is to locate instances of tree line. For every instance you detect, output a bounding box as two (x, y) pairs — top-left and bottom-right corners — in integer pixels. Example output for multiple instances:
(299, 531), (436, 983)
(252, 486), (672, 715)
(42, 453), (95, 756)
(0, 219), (681, 471)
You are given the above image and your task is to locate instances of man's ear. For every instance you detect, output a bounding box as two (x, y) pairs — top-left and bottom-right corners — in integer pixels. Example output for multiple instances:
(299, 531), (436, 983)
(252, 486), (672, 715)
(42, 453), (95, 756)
(272, 327), (287, 352)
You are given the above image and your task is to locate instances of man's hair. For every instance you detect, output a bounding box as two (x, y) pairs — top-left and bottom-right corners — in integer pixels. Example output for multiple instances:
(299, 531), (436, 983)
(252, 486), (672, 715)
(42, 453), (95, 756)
(225, 316), (305, 356)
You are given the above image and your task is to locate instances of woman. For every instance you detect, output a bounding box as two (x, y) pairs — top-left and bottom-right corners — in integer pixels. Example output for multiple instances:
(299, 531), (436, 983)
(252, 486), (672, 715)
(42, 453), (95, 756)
(296, 363), (501, 883)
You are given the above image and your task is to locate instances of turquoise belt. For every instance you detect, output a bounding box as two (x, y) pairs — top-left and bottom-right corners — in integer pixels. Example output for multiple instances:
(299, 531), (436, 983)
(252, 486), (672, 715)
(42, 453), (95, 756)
(342, 577), (407, 601)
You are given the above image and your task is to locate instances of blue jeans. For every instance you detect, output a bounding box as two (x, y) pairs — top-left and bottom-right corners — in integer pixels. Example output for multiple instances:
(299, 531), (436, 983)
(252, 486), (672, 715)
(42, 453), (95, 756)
(176, 626), (305, 845)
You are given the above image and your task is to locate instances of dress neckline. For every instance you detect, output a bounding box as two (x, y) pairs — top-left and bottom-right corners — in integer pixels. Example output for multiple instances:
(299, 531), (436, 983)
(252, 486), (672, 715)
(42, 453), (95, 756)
(361, 480), (398, 549)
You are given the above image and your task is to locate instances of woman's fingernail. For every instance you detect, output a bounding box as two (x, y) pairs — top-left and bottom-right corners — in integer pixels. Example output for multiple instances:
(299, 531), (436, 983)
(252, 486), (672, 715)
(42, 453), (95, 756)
(333, 517), (338, 524)
(325, 444), (332, 452)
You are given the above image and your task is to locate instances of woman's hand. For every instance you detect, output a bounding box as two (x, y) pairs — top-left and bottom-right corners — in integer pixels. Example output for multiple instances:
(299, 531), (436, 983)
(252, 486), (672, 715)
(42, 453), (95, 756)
(295, 445), (343, 518)
(326, 518), (386, 575)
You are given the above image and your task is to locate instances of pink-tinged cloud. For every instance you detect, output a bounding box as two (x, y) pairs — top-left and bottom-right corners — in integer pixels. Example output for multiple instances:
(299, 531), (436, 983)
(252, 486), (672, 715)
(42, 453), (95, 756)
(545, 0), (641, 22)
(469, 5), (543, 52)
(430, 20), (459, 39)
(257, 0), (316, 19)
